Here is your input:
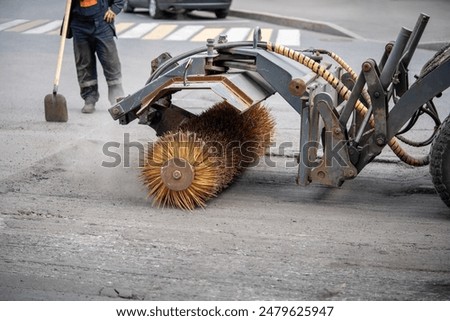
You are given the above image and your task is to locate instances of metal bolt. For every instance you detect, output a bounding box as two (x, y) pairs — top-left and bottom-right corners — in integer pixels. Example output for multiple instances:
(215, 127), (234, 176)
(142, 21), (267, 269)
(317, 171), (326, 179)
(289, 78), (306, 96)
(374, 91), (380, 98)
(172, 170), (182, 180)
(385, 43), (393, 53)
(112, 107), (120, 115)
(218, 34), (228, 44)
(334, 128), (342, 135)
(376, 136), (385, 146)
(206, 38), (214, 55)
(362, 62), (372, 72)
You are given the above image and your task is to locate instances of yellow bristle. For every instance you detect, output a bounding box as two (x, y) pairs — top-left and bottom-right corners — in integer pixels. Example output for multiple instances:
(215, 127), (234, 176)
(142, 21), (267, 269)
(141, 102), (276, 210)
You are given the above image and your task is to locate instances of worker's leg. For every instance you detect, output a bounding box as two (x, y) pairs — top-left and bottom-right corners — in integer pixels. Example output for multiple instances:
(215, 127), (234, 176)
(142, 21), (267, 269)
(95, 20), (124, 105)
(71, 19), (99, 113)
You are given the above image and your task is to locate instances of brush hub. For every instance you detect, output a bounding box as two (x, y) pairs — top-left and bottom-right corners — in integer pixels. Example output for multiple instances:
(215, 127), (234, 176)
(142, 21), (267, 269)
(160, 158), (194, 191)
(172, 170), (182, 180)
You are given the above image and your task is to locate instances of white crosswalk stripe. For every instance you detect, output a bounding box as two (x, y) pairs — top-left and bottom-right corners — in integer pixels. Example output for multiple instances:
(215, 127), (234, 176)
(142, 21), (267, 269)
(0, 19), (301, 47)
(0, 19), (29, 31)
(119, 22), (158, 38)
(225, 27), (251, 42)
(24, 20), (62, 34)
(165, 25), (204, 41)
(276, 29), (301, 47)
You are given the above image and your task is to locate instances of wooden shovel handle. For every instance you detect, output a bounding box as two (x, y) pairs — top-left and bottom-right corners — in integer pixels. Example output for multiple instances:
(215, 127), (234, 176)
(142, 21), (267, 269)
(53, 0), (72, 94)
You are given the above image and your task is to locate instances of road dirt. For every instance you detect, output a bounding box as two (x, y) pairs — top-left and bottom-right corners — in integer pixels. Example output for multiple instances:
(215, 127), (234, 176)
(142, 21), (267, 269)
(0, 108), (449, 300)
(0, 6), (449, 300)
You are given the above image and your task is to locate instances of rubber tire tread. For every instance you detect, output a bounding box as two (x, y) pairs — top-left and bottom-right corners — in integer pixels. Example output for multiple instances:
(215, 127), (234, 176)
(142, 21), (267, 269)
(149, 0), (165, 19)
(430, 113), (450, 207)
(215, 9), (229, 19)
(123, 0), (134, 13)
(420, 43), (450, 78)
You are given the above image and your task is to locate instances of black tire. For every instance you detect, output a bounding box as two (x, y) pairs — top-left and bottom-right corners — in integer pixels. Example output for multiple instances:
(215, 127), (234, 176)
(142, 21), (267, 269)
(123, 0), (134, 13)
(420, 43), (450, 78)
(430, 114), (450, 207)
(149, 0), (165, 19)
(215, 9), (229, 19)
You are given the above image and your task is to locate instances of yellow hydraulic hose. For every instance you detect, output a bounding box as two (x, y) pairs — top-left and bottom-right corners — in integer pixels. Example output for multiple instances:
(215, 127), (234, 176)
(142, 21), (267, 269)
(266, 42), (428, 166)
(315, 49), (372, 106)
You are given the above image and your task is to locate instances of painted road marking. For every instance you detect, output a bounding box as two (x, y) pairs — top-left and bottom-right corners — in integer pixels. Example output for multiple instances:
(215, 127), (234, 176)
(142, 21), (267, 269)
(5, 19), (49, 33)
(119, 22), (158, 38)
(0, 19), (301, 47)
(143, 24), (177, 40)
(225, 27), (251, 42)
(0, 19), (29, 32)
(115, 22), (135, 34)
(191, 27), (225, 42)
(276, 29), (301, 47)
(165, 25), (204, 41)
(24, 20), (62, 34)
(247, 28), (272, 42)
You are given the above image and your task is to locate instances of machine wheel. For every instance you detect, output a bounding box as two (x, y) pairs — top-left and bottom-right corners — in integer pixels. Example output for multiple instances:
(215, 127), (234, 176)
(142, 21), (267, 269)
(430, 114), (450, 207)
(215, 9), (229, 19)
(149, 0), (165, 19)
(123, 0), (134, 13)
(420, 43), (450, 78)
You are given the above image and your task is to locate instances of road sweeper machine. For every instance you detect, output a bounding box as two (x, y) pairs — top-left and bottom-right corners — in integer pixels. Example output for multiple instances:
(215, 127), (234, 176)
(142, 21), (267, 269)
(108, 14), (450, 210)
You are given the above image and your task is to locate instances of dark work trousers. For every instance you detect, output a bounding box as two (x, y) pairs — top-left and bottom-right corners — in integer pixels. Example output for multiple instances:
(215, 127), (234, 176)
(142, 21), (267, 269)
(71, 17), (123, 105)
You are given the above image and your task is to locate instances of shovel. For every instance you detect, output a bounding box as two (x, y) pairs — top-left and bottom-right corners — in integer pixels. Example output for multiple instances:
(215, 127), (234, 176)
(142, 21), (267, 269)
(44, 0), (72, 122)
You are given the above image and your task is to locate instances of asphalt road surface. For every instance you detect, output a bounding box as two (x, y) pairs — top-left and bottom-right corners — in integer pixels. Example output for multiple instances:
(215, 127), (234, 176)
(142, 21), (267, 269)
(0, 0), (449, 301)
(231, 0), (450, 44)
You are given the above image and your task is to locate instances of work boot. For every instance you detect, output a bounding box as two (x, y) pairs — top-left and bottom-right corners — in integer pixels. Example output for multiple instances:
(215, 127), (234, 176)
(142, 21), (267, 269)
(81, 102), (95, 114)
(108, 84), (124, 105)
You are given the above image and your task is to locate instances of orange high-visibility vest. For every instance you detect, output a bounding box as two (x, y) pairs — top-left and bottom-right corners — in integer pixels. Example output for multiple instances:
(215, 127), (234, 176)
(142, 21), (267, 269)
(80, 0), (98, 8)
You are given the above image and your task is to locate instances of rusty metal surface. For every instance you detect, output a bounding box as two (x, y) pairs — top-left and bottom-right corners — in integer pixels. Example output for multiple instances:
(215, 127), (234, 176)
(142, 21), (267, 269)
(138, 72), (275, 115)
(161, 158), (195, 191)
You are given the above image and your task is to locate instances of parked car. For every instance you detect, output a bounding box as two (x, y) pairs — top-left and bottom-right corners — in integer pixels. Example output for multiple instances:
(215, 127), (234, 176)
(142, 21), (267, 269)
(123, 0), (232, 19)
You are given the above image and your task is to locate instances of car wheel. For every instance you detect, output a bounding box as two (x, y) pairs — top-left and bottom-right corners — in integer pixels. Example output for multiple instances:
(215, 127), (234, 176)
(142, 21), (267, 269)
(149, 0), (165, 19)
(123, 0), (134, 13)
(215, 9), (229, 19)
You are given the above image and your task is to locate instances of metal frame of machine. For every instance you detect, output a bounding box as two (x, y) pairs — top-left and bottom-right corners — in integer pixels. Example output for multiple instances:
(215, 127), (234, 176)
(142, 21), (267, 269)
(109, 14), (450, 206)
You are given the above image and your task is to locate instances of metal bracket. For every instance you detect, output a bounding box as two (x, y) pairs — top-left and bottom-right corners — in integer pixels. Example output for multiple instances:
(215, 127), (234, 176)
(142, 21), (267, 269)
(253, 27), (262, 48)
(309, 93), (357, 187)
(387, 58), (450, 140)
(183, 58), (193, 86)
(297, 97), (320, 186)
(363, 59), (387, 147)
(339, 69), (366, 127)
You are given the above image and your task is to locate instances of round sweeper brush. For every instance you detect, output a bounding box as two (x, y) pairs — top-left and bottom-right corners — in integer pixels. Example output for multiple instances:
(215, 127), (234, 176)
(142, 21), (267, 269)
(141, 131), (220, 210)
(141, 101), (276, 210)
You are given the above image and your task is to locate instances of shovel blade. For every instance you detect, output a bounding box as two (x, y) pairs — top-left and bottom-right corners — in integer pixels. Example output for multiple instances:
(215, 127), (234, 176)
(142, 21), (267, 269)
(45, 93), (68, 122)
